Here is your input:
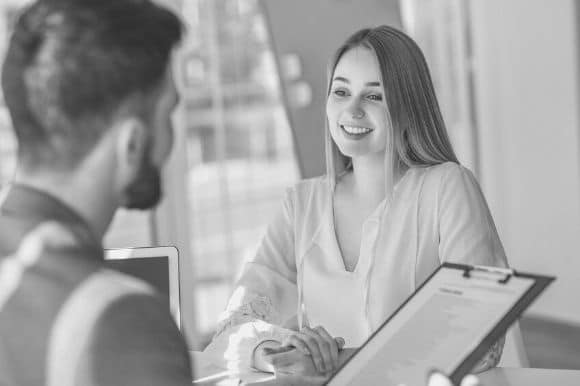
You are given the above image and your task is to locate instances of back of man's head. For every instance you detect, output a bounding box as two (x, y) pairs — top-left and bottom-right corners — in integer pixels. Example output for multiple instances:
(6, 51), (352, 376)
(2, 0), (183, 171)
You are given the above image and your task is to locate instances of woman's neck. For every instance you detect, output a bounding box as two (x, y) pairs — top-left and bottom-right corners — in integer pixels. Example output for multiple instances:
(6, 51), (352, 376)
(348, 154), (388, 205)
(345, 153), (407, 205)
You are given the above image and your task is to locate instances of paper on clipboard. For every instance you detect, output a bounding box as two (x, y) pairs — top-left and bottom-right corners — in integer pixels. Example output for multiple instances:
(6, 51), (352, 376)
(327, 263), (554, 386)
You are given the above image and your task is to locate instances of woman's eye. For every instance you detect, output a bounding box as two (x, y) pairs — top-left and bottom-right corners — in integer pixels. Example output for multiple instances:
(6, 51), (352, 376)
(333, 89), (348, 97)
(367, 94), (383, 101)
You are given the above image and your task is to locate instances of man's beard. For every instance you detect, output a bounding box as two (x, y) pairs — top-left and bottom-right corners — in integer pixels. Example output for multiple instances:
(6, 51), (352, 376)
(123, 145), (162, 210)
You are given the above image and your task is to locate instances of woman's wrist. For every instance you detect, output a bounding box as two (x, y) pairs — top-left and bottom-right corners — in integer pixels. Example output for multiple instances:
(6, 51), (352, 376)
(251, 340), (281, 372)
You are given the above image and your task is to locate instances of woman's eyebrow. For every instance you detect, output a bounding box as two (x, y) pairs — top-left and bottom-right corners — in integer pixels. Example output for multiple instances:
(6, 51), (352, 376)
(333, 76), (349, 83)
(332, 77), (381, 87)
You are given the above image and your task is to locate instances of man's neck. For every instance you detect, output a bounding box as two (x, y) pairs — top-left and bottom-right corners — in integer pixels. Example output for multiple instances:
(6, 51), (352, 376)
(13, 170), (117, 242)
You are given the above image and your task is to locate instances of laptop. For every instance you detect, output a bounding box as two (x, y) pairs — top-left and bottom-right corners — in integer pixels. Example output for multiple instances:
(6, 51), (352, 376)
(104, 246), (181, 329)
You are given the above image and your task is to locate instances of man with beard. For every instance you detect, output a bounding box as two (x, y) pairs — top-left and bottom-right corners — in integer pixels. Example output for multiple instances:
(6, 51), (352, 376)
(0, 0), (191, 384)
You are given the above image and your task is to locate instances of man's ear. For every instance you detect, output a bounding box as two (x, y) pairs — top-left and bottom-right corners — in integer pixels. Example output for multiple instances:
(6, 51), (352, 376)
(115, 117), (147, 186)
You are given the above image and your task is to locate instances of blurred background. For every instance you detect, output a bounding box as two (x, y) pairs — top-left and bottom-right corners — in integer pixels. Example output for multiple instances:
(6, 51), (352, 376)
(0, 0), (579, 369)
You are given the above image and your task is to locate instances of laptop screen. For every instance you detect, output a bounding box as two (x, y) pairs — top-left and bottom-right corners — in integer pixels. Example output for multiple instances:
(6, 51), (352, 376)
(105, 256), (171, 299)
(104, 247), (180, 329)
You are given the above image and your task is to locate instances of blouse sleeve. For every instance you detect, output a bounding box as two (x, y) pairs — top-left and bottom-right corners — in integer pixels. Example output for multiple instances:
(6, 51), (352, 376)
(437, 164), (508, 372)
(202, 188), (299, 370)
(438, 164), (508, 268)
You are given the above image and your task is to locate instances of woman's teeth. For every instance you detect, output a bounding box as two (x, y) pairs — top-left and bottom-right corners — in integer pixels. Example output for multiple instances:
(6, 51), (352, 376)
(341, 125), (373, 135)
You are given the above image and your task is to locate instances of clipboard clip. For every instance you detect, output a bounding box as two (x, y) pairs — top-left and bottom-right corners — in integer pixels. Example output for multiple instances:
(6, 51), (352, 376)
(462, 265), (514, 284)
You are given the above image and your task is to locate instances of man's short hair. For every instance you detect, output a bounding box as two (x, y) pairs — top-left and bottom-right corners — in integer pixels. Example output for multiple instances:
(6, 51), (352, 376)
(1, 0), (183, 170)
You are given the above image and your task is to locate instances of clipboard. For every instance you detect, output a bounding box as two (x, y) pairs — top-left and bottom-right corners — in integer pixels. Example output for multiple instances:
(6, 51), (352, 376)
(326, 262), (554, 386)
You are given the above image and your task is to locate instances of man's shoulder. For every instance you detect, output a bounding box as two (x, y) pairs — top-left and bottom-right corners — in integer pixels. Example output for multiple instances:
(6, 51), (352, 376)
(91, 269), (183, 350)
(49, 268), (191, 385)
(0, 255), (142, 385)
(0, 214), (39, 255)
(87, 271), (192, 385)
(93, 284), (184, 352)
(53, 268), (159, 337)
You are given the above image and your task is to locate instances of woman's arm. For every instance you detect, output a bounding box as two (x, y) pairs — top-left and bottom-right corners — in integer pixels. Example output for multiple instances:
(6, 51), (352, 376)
(203, 188), (299, 370)
(438, 164), (509, 371)
(470, 336), (505, 373)
(438, 164), (508, 269)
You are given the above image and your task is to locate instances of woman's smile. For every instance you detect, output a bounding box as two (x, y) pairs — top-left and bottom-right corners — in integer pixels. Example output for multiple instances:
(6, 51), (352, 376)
(340, 124), (374, 139)
(326, 46), (389, 157)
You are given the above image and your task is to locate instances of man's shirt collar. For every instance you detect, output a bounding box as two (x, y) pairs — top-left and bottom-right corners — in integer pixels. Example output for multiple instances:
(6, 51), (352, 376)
(0, 184), (102, 254)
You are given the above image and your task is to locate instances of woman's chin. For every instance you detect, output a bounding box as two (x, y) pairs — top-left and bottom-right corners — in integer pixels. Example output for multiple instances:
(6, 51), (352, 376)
(335, 144), (386, 160)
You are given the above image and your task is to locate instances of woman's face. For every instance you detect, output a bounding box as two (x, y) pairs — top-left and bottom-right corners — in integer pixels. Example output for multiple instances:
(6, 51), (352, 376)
(326, 46), (389, 160)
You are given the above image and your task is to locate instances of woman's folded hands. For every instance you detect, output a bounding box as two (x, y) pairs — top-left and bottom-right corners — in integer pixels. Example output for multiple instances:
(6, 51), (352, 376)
(251, 327), (482, 386)
(252, 325), (354, 377)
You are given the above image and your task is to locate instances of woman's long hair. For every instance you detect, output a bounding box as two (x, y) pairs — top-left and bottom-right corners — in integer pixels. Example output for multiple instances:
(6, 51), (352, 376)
(325, 25), (458, 193)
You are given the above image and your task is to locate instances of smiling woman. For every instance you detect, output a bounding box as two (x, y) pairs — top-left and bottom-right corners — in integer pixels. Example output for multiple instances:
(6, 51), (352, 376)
(324, 26), (459, 197)
(326, 47), (390, 161)
(204, 25), (507, 379)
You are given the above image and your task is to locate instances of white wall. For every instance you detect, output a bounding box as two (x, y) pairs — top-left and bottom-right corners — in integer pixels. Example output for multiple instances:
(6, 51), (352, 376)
(470, 0), (580, 324)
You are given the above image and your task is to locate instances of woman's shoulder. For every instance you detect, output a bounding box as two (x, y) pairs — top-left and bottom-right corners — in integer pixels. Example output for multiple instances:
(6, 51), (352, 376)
(424, 161), (467, 175)
(413, 161), (474, 183)
(286, 175), (329, 198)
(281, 176), (330, 220)
(405, 162), (478, 196)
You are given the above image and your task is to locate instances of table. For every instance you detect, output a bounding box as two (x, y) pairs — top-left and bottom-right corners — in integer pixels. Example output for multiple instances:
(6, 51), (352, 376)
(479, 367), (580, 386)
(191, 352), (580, 385)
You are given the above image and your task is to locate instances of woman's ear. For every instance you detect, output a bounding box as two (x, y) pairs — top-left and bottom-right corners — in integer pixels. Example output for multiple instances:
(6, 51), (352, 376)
(114, 117), (147, 186)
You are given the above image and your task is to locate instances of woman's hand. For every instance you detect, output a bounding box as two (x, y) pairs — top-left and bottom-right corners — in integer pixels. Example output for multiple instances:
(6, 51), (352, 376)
(252, 326), (345, 375)
(255, 346), (356, 385)
(255, 344), (320, 377)
(282, 326), (345, 373)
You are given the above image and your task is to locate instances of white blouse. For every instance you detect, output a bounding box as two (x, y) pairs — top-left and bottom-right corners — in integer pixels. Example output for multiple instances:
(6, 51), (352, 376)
(203, 162), (508, 370)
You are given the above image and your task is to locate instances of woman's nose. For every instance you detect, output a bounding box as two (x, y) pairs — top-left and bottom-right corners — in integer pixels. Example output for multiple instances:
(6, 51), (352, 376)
(346, 99), (365, 119)
(351, 108), (365, 119)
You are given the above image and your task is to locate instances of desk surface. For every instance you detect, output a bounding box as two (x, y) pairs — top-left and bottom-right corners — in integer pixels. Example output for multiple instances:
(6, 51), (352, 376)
(479, 367), (580, 386)
(192, 352), (580, 386)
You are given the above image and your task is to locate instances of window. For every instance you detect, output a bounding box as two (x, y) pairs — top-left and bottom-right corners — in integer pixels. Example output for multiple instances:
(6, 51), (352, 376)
(177, 0), (300, 346)
(401, 0), (479, 172)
